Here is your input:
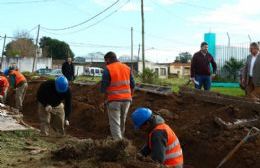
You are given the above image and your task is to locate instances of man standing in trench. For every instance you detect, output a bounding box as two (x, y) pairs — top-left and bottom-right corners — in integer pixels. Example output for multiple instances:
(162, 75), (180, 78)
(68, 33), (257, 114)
(101, 51), (135, 140)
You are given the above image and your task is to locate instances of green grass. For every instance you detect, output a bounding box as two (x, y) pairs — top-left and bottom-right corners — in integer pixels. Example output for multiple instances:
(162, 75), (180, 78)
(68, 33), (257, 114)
(137, 77), (245, 97)
(75, 75), (101, 82)
(211, 87), (245, 97)
(41, 75), (244, 97)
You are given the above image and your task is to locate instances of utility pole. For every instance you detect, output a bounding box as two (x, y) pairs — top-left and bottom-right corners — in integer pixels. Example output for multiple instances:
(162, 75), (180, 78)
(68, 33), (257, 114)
(248, 34), (252, 43)
(141, 0), (145, 73)
(226, 32), (230, 47)
(1, 34), (7, 69)
(131, 27), (134, 73)
(32, 24), (40, 72)
(137, 43), (141, 62)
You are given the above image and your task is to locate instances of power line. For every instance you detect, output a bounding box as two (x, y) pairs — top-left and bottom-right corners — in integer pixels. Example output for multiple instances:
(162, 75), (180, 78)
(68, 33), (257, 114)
(28, 25), (39, 33)
(61, 0), (130, 35)
(40, 0), (130, 35)
(41, 0), (120, 31)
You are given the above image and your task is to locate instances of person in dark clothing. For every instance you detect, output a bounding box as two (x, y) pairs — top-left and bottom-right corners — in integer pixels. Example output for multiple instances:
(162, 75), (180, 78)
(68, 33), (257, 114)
(190, 42), (217, 90)
(62, 57), (75, 82)
(131, 108), (183, 168)
(37, 76), (72, 136)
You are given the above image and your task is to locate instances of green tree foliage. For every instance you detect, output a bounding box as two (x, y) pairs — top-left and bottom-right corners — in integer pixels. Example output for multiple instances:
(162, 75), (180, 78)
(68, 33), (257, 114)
(175, 52), (192, 63)
(223, 57), (244, 81)
(39, 36), (74, 59)
(139, 68), (159, 84)
(5, 30), (35, 57)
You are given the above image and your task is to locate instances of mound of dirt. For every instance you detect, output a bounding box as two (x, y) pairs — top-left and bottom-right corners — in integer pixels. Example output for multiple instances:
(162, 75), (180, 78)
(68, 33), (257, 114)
(52, 138), (157, 168)
(12, 80), (260, 168)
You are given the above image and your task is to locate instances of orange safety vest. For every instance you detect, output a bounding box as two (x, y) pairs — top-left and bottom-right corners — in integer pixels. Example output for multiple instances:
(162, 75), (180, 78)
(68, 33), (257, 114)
(0, 76), (9, 88)
(106, 62), (132, 101)
(149, 123), (183, 167)
(9, 70), (26, 86)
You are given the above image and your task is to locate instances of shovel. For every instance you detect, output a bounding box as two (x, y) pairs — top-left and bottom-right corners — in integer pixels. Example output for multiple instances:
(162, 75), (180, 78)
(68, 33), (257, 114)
(216, 127), (260, 168)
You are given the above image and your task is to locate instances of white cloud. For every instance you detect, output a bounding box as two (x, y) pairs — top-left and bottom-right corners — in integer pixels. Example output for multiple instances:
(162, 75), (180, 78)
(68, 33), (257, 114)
(190, 0), (260, 40)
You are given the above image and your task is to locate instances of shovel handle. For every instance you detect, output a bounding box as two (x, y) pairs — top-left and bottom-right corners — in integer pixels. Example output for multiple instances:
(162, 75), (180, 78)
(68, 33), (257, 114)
(216, 127), (260, 168)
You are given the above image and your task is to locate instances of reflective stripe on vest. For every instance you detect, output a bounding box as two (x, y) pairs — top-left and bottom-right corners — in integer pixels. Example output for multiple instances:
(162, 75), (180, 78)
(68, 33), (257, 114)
(106, 62), (131, 101)
(166, 138), (180, 151)
(165, 150), (183, 160)
(148, 123), (183, 166)
(110, 80), (130, 87)
(106, 89), (131, 95)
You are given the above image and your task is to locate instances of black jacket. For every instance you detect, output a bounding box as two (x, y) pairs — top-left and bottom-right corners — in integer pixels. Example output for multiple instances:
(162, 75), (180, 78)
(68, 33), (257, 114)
(191, 51), (217, 77)
(37, 80), (72, 120)
(62, 61), (75, 81)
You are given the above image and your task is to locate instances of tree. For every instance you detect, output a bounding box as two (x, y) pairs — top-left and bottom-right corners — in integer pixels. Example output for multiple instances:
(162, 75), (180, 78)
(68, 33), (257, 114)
(223, 57), (244, 81)
(174, 52), (192, 63)
(5, 30), (35, 57)
(39, 36), (74, 59)
(139, 68), (158, 84)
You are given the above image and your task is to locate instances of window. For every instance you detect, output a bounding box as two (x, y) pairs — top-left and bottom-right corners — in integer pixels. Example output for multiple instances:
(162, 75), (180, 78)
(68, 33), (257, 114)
(90, 69), (94, 74)
(160, 68), (166, 76)
(155, 68), (159, 76)
(95, 69), (100, 74)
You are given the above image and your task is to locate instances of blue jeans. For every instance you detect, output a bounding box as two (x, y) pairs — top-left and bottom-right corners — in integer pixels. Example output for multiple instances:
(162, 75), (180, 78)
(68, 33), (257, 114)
(195, 75), (211, 91)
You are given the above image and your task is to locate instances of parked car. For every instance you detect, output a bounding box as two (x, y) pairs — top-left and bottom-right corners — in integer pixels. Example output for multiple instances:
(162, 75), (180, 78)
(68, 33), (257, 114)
(85, 67), (103, 77)
(35, 68), (52, 75)
(46, 69), (63, 77)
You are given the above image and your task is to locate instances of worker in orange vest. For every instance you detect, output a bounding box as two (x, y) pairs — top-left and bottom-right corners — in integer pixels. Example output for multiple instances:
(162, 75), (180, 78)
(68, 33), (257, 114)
(0, 70), (9, 103)
(101, 51), (135, 140)
(5, 67), (28, 111)
(131, 108), (184, 168)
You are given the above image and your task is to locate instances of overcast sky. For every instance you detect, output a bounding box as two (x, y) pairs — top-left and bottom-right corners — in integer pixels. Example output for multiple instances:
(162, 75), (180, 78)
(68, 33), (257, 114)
(0, 0), (259, 62)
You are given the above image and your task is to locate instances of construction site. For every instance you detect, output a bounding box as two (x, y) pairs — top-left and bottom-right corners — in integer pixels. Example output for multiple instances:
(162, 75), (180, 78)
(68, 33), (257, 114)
(0, 77), (259, 168)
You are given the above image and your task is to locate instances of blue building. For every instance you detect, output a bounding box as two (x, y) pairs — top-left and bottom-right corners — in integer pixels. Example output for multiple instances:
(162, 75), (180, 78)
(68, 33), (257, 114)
(204, 33), (216, 59)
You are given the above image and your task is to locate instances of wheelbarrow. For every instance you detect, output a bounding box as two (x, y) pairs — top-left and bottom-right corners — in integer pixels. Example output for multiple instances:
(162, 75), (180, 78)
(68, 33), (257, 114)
(216, 127), (260, 168)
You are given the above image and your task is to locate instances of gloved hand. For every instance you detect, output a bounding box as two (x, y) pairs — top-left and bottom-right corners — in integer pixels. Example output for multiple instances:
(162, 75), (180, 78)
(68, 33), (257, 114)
(45, 105), (52, 112)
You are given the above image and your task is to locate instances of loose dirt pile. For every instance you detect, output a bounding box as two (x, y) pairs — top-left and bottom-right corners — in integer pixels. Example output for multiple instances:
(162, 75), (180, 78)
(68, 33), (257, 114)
(9, 80), (260, 168)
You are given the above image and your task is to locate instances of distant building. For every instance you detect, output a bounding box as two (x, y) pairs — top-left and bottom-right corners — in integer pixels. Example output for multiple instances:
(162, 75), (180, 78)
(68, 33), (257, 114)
(203, 32), (250, 76)
(85, 52), (104, 62)
(169, 62), (191, 78)
(124, 61), (169, 79)
(1, 56), (52, 72)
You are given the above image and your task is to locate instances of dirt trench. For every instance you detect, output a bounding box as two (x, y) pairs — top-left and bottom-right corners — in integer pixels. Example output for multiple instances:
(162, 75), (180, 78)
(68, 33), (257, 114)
(7, 80), (260, 168)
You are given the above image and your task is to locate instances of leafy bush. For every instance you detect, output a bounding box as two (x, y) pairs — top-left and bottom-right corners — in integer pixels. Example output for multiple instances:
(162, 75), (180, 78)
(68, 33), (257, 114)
(138, 68), (159, 84)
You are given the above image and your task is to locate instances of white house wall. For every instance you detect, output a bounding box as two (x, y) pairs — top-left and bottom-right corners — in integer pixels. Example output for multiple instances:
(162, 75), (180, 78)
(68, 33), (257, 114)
(1, 57), (52, 72)
(74, 65), (84, 76)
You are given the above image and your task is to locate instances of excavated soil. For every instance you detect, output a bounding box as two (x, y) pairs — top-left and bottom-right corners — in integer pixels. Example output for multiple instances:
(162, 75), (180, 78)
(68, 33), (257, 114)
(7, 80), (260, 168)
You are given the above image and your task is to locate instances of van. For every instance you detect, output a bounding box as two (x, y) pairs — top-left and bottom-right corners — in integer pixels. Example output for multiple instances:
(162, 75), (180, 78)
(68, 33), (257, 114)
(85, 67), (103, 77)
